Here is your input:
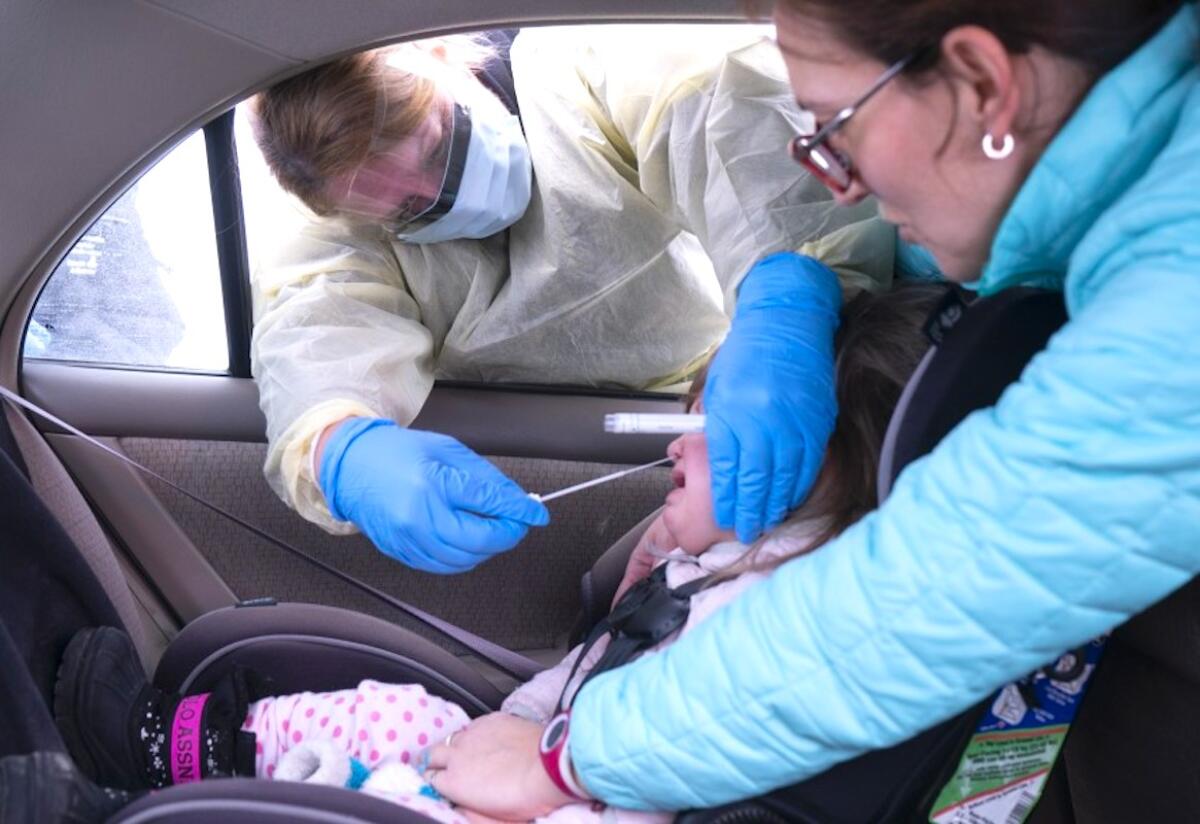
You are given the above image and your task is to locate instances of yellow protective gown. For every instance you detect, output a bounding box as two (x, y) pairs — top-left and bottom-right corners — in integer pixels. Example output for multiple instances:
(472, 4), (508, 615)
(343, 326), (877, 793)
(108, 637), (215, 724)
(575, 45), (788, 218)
(251, 25), (889, 531)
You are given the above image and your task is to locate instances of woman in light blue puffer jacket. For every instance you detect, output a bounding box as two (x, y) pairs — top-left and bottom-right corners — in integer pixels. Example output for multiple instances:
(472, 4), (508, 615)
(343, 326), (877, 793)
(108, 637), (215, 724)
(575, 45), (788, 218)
(429, 1), (1200, 819)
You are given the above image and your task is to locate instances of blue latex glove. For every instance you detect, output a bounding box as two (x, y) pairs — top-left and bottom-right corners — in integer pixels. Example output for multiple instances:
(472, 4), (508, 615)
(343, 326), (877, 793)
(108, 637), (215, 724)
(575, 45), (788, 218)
(318, 418), (550, 573)
(703, 252), (841, 543)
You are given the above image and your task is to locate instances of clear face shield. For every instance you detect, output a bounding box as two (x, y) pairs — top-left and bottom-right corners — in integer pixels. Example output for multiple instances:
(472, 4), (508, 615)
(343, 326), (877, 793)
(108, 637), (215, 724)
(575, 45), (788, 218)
(328, 96), (473, 231)
(328, 58), (532, 243)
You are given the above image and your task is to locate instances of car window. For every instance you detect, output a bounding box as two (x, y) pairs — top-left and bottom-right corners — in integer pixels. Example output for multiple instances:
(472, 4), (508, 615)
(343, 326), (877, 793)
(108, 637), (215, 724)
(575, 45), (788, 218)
(28, 24), (800, 393)
(25, 130), (229, 372)
(234, 109), (314, 290)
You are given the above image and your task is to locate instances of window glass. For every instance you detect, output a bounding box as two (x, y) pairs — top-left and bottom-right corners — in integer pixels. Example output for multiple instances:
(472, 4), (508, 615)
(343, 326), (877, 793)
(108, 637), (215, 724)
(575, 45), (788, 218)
(26, 130), (229, 371)
(234, 107), (313, 291)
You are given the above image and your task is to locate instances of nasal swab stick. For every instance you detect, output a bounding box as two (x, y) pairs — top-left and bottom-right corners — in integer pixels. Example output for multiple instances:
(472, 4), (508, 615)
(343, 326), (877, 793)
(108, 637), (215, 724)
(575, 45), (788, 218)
(604, 413), (706, 435)
(530, 457), (672, 503)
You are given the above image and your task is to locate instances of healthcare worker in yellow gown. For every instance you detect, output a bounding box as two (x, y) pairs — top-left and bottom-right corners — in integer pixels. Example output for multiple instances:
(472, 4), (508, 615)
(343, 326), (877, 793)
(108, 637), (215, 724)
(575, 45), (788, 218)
(249, 26), (891, 573)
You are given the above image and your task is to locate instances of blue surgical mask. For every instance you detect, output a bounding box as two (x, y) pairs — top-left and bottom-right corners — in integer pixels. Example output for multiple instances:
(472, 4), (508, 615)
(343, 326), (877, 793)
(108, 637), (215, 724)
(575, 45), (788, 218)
(396, 106), (532, 244)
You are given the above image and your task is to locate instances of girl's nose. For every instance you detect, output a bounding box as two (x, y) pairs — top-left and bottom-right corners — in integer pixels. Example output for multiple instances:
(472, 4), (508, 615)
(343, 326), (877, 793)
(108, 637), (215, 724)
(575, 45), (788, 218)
(666, 435), (684, 462)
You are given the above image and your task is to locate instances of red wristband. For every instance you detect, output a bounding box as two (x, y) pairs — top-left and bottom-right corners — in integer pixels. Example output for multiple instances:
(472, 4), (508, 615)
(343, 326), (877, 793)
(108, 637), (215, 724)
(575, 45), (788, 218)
(539, 711), (590, 801)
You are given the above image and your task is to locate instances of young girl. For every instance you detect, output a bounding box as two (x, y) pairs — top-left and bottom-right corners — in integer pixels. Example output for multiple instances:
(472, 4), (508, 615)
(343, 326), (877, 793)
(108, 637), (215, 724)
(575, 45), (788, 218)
(54, 283), (949, 823)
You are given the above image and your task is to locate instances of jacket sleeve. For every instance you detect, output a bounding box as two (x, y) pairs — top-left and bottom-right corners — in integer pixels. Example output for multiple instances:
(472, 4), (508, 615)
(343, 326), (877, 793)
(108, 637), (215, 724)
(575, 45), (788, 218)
(568, 254), (1200, 810)
(251, 218), (435, 531)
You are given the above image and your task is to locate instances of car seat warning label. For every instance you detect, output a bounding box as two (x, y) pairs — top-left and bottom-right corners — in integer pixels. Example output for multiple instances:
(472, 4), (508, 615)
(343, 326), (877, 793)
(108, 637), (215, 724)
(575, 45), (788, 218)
(929, 638), (1106, 824)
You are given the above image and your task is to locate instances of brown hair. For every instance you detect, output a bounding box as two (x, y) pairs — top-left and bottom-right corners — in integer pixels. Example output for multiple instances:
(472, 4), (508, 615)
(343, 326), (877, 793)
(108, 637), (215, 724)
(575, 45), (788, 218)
(248, 36), (495, 218)
(773, 0), (1184, 79)
(682, 356), (713, 413)
(702, 283), (951, 579)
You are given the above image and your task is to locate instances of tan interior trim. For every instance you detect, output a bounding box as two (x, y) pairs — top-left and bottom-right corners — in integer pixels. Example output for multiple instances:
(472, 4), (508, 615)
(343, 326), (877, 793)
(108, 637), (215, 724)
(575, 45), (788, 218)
(24, 361), (683, 464)
(46, 433), (238, 623)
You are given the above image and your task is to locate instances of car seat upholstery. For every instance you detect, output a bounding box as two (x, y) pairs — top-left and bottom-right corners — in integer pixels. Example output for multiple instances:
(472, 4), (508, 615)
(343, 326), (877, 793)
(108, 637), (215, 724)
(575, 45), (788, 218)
(2, 405), (163, 670)
(571, 507), (664, 646)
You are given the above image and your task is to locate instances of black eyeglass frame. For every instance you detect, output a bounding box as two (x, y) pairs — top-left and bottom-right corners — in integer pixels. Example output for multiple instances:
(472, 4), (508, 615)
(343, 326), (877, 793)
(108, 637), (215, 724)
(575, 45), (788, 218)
(788, 51), (923, 193)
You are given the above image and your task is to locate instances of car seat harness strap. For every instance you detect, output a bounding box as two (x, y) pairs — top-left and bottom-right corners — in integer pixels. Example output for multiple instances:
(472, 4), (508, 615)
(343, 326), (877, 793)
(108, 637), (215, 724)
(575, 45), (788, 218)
(556, 563), (710, 714)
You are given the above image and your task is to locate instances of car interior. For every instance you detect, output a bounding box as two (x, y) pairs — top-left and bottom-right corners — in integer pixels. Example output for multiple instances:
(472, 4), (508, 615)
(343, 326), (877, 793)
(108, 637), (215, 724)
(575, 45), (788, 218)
(3, 2), (1199, 822)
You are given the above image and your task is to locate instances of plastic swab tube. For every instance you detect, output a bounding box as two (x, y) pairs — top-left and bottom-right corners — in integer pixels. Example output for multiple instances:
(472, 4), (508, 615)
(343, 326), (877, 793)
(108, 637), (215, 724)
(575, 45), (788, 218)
(604, 413), (705, 435)
(529, 456), (672, 503)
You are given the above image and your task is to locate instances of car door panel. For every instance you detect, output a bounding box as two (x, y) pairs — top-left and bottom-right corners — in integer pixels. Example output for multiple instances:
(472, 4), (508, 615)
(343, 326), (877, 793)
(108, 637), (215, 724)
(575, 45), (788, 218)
(26, 361), (677, 654)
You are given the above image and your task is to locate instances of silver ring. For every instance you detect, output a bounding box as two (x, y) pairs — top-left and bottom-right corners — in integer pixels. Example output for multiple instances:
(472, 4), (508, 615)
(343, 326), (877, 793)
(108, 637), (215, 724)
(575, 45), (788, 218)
(445, 731), (457, 748)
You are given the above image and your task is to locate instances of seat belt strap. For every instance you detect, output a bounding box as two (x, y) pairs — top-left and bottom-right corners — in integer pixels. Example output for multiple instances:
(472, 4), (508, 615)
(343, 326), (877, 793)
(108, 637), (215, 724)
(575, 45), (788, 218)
(0, 386), (543, 683)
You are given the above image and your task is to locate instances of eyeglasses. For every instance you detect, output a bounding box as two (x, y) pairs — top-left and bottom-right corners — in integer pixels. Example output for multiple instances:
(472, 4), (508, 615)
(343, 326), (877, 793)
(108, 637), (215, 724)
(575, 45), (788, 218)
(788, 52), (921, 193)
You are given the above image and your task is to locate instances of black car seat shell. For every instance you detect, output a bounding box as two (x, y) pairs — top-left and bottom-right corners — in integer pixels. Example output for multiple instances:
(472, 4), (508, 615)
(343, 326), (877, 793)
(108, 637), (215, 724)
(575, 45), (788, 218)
(155, 601), (507, 717)
(109, 778), (440, 823)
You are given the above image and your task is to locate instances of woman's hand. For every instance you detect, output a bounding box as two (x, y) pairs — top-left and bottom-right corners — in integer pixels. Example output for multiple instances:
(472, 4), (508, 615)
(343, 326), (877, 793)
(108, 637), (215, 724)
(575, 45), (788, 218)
(425, 713), (575, 821)
(612, 515), (674, 607)
(704, 252), (841, 543)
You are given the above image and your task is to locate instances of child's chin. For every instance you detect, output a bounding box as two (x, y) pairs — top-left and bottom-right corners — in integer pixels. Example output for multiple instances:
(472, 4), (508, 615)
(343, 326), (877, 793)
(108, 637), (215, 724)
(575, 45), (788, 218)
(676, 530), (720, 556)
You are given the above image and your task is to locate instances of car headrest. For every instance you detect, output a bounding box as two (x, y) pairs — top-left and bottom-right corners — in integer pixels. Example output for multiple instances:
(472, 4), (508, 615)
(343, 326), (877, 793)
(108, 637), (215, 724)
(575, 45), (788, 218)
(878, 287), (1068, 502)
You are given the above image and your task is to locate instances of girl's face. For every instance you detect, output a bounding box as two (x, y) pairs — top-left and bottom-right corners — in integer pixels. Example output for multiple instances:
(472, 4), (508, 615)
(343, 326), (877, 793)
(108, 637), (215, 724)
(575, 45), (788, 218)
(772, 6), (1074, 282)
(662, 431), (737, 555)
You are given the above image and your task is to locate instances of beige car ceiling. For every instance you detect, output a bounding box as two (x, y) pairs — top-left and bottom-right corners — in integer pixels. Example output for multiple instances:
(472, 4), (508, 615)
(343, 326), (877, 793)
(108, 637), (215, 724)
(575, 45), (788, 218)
(0, 0), (745, 384)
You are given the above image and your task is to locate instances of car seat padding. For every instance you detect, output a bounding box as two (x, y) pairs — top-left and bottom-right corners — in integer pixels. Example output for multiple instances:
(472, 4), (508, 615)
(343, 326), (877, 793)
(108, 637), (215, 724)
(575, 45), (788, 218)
(107, 777), (440, 823)
(155, 602), (507, 716)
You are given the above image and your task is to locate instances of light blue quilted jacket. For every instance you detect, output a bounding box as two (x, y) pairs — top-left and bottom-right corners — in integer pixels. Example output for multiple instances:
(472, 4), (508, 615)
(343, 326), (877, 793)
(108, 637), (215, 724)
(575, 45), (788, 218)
(571, 5), (1200, 810)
